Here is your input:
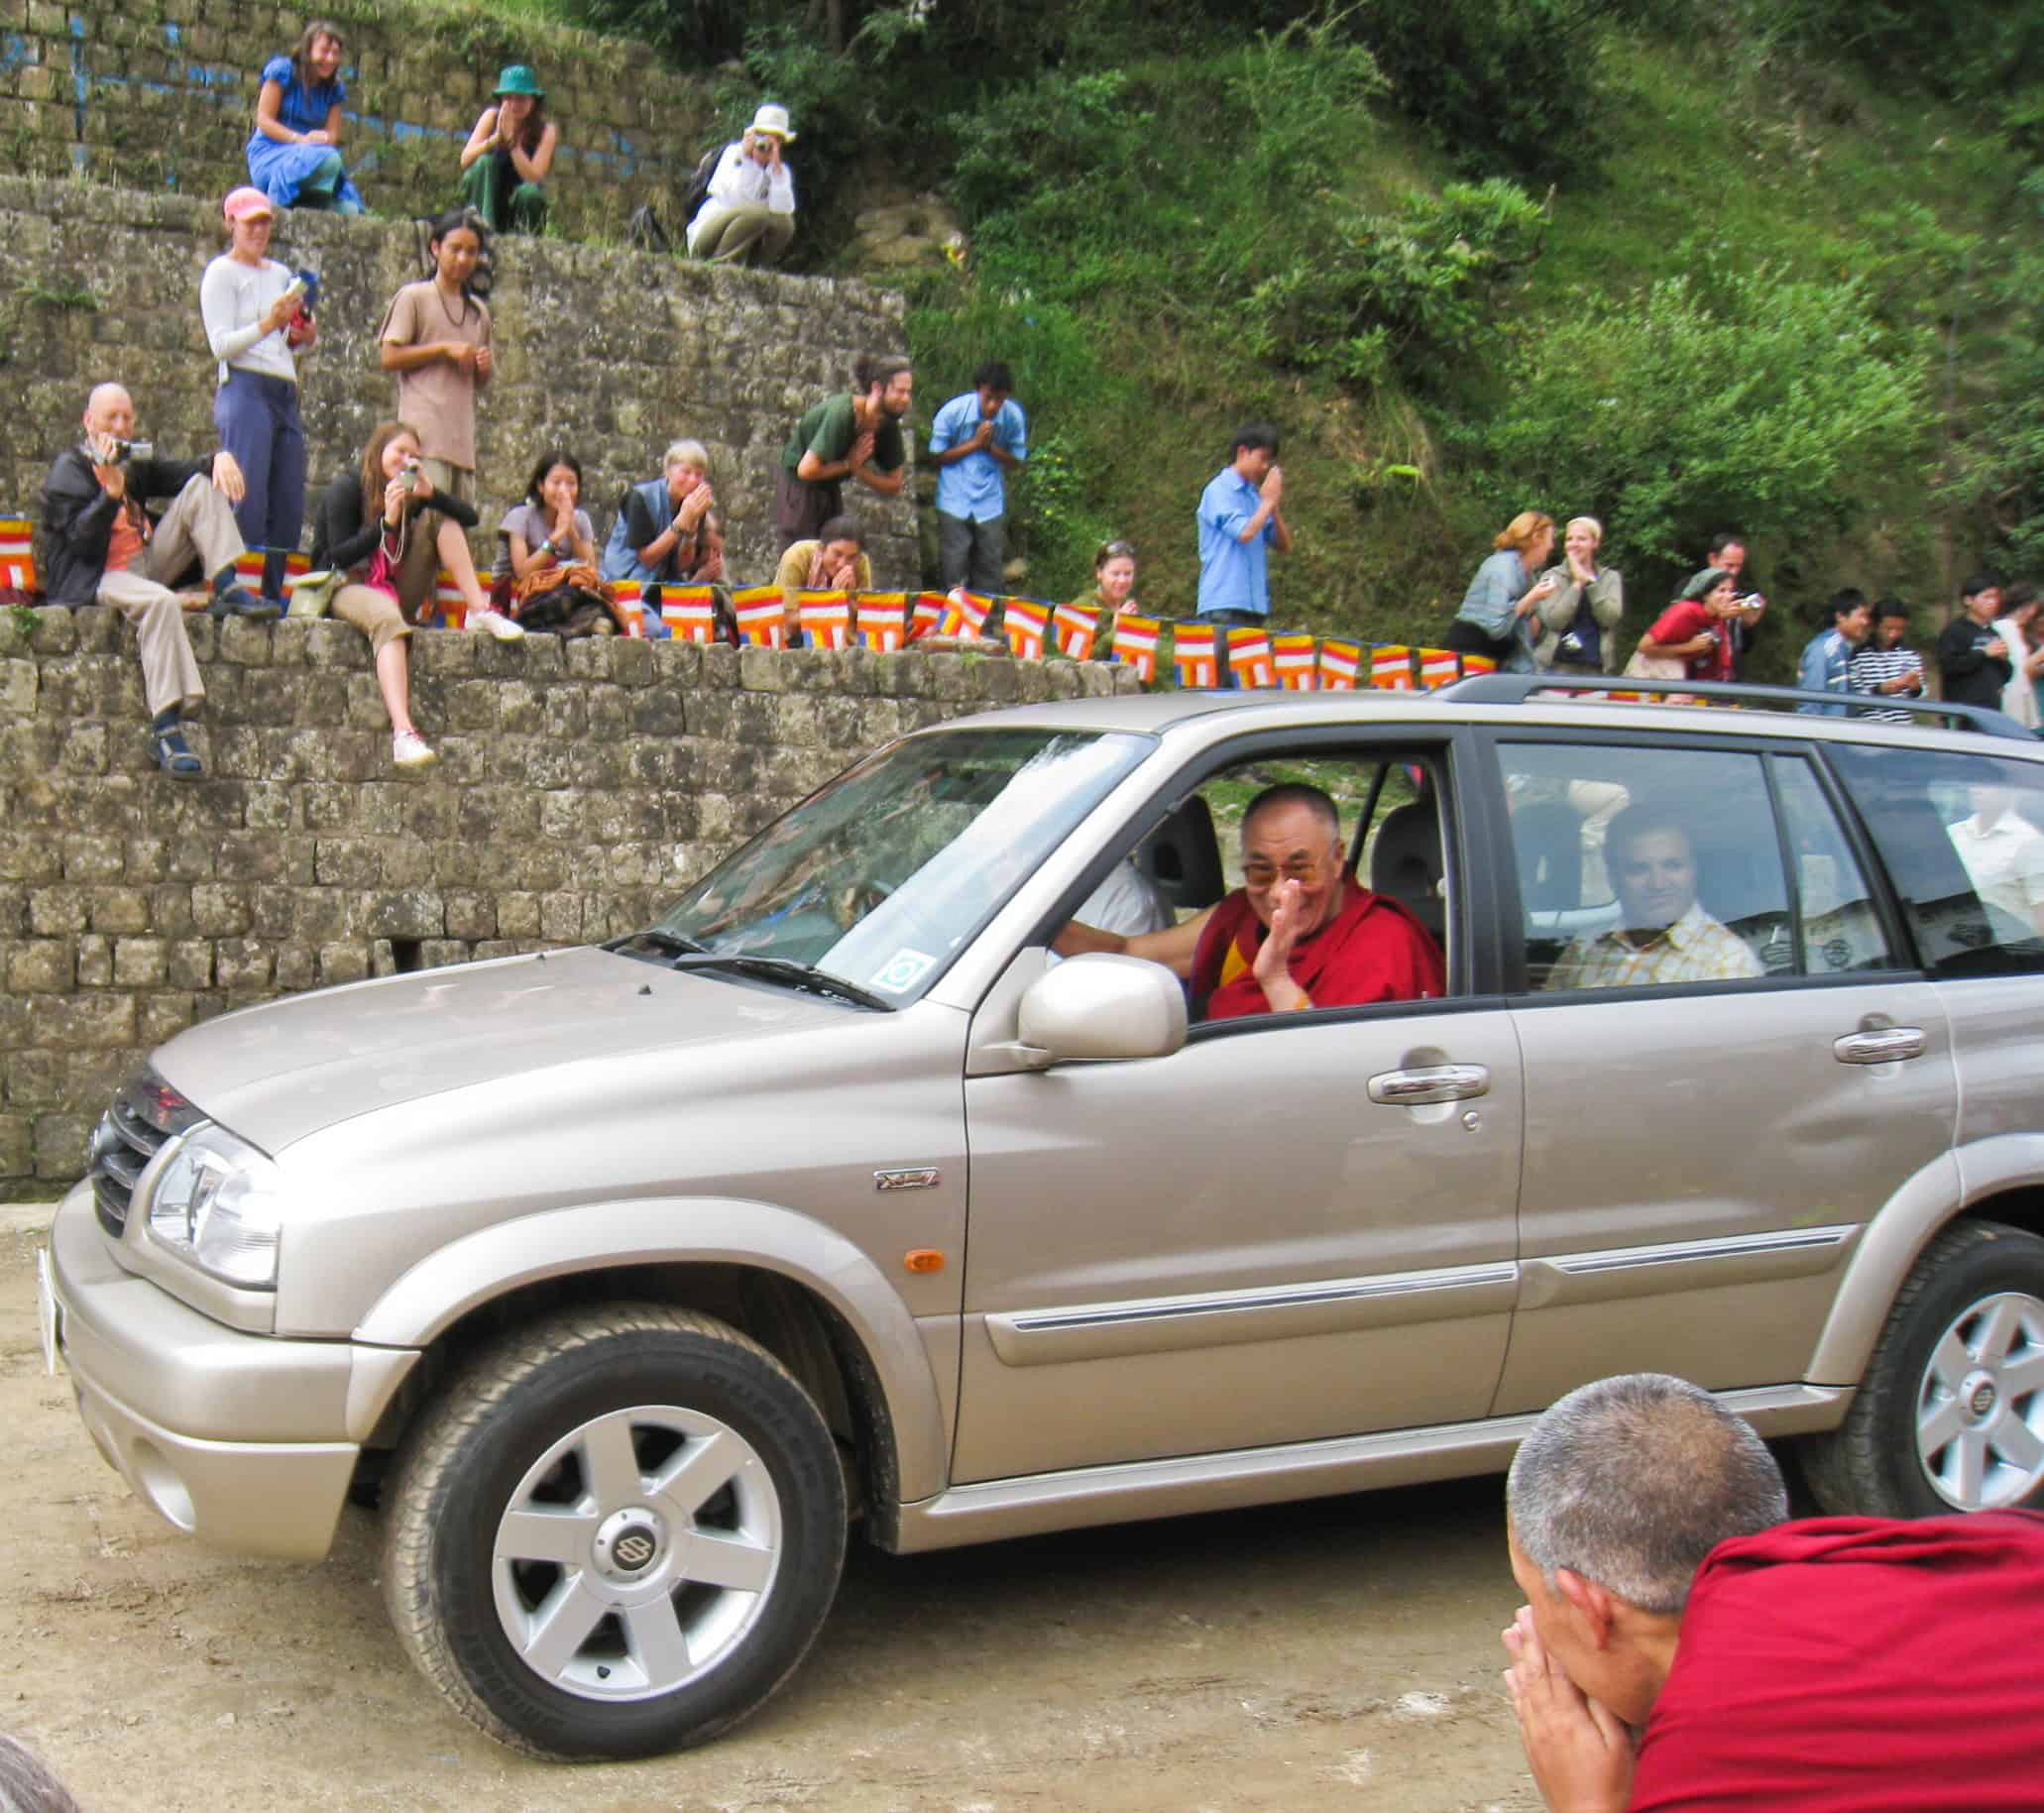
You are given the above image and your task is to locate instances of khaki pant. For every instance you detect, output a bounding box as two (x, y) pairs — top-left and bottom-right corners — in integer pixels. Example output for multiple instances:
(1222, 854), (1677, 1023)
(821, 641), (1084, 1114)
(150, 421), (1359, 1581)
(331, 583), (412, 656)
(394, 458), (473, 620)
(692, 204), (795, 266)
(93, 473), (245, 717)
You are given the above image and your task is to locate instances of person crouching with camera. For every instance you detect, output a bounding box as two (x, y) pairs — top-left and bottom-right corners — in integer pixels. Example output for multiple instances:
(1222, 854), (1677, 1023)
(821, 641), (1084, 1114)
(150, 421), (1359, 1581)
(38, 380), (276, 777)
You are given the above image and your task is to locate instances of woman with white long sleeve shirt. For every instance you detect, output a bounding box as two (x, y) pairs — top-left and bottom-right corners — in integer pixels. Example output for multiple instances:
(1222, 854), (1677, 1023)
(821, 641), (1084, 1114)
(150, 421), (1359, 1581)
(687, 103), (798, 266)
(199, 186), (311, 604)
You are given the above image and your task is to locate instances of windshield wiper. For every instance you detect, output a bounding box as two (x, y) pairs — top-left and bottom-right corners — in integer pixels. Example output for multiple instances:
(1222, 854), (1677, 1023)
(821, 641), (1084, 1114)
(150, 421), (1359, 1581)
(668, 953), (893, 1011)
(607, 928), (708, 963)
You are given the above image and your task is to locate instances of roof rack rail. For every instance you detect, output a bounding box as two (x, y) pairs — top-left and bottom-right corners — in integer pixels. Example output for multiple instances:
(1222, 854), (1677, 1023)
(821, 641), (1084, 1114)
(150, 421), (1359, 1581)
(1436, 673), (2035, 740)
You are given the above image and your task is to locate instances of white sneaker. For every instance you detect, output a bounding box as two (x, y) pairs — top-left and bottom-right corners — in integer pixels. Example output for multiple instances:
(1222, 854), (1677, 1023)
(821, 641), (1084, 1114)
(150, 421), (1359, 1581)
(468, 607), (524, 642)
(392, 730), (438, 771)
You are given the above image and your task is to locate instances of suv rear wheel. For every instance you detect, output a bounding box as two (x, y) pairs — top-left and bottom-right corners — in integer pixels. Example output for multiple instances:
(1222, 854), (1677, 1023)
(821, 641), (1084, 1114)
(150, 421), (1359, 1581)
(382, 1303), (847, 1759)
(1803, 1219), (2044, 1518)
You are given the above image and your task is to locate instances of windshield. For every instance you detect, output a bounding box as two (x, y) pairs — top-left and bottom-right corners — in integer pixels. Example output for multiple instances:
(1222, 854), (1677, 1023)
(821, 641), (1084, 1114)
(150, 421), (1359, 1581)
(654, 728), (1153, 1002)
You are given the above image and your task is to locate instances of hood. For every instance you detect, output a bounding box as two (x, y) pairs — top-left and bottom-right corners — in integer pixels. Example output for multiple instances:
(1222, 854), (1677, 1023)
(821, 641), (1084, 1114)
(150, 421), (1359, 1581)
(152, 947), (846, 1152)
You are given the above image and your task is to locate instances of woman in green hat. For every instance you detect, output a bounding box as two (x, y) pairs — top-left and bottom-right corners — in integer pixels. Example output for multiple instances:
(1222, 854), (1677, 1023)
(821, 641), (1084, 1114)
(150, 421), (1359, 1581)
(458, 64), (558, 233)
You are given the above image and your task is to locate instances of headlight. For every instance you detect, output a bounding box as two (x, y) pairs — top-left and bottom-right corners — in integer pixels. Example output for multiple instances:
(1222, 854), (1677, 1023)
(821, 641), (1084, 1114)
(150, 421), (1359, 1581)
(145, 1126), (285, 1289)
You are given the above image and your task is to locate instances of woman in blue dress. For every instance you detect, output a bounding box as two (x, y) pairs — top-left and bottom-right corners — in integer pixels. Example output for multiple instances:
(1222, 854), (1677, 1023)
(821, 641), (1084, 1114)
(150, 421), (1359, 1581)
(246, 21), (366, 215)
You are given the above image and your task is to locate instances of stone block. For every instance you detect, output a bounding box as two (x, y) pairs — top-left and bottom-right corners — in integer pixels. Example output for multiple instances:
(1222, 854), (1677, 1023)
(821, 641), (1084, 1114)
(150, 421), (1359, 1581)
(72, 934), (109, 986)
(150, 884), (195, 934)
(314, 839), (382, 887)
(87, 885), (151, 934)
(112, 937), (167, 987)
(368, 890), (444, 938)
(28, 885), (89, 934)
(317, 941), (371, 986)
(190, 883), (252, 937)
(4, 1051), (62, 1109)
(215, 939), (275, 990)
(34, 1113), (90, 1181)
(168, 940), (214, 989)
(539, 890), (583, 942)
(47, 992), (135, 1049)
(739, 646), (786, 693)
(8, 939), (71, 993)
(275, 942), (316, 992)
(140, 993), (196, 1045)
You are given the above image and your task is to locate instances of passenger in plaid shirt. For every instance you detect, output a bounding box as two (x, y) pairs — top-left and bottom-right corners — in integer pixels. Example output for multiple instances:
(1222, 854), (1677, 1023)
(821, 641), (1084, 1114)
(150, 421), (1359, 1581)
(1547, 808), (1763, 989)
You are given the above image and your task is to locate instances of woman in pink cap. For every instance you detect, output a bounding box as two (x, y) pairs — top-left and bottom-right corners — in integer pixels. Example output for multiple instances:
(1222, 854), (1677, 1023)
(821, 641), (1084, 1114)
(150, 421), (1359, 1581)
(200, 185), (314, 606)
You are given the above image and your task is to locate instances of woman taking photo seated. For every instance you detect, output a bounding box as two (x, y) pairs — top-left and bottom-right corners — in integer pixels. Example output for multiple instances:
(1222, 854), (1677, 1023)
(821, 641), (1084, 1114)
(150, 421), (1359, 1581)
(246, 20), (365, 214)
(459, 65), (557, 234)
(1448, 510), (1558, 674)
(493, 449), (596, 607)
(307, 422), (476, 771)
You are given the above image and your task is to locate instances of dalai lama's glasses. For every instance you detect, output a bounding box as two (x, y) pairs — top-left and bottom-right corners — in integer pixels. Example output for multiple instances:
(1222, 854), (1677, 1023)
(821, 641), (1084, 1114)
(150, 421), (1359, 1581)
(1244, 850), (1337, 889)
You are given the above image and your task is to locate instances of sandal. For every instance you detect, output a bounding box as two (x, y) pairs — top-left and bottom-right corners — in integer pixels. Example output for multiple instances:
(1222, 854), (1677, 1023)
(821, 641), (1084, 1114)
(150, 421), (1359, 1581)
(152, 726), (203, 777)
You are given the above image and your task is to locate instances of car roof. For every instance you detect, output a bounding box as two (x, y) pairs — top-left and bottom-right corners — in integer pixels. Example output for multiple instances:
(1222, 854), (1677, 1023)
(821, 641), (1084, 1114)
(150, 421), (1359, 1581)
(930, 687), (2044, 762)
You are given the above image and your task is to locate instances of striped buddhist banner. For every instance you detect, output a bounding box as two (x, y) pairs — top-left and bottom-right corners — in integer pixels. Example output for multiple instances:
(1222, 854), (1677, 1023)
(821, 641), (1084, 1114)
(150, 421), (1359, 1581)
(732, 584), (785, 649)
(1226, 626), (1277, 689)
(939, 589), (992, 638)
(1459, 651), (1498, 677)
(1052, 602), (1100, 660)
(0, 515), (39, 593)
(1318, 638), (1361, 690)
(1173, 622), (1217, 690)
(1272, 632), (1317, 690)
(231, 548), (310, 590)
(798, 591), (852, 650)
(1110, 613), (1161, 683)
(1003, 598), (1050, 661)
(856, 592), (908, 651)
(1370, 644), (1414, 690)
(434, 569), (468, 628)
(603, 581), (648, 638)
(660, 584), (720, 643)
(1417, 647), (1459, 689)
(908, 592), (948, 643)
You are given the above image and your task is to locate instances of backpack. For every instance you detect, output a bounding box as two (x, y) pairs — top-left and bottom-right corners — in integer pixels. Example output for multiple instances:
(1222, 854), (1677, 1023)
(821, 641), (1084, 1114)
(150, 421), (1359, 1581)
(676, 143), (723, 231)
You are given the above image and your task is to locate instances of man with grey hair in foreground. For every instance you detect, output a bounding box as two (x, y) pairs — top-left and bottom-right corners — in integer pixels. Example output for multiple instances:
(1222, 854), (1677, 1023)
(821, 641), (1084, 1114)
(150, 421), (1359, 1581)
(1501, 1372), (2044, 1811)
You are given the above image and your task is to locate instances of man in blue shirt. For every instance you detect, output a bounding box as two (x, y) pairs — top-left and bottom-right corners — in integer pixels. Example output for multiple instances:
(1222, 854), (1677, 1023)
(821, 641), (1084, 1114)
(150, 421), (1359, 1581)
(1196, 421), (1293, 630)
(1796, 589), (1872, 715)
(929, 360), (1028, 596)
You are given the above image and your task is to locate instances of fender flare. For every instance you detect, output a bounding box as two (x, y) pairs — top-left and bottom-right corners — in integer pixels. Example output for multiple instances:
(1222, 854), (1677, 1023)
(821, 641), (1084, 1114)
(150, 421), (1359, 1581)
(352, 1195), (952, 1502)
(1806, 1135), (2044, 1385)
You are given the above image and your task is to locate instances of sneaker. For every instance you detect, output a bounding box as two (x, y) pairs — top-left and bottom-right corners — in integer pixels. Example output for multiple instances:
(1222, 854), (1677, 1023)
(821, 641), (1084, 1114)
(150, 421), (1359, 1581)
(208, 586), (282, 621)
(392, 730), (438, 771)
(467, 607), (524, 642)
(151, 725), (203, 776)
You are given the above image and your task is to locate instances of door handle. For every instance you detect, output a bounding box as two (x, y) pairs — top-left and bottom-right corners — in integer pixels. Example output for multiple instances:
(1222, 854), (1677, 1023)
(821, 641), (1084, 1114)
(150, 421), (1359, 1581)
(1368, 1064), (1490, 1105)
(1833, 1027), (1926, 1065)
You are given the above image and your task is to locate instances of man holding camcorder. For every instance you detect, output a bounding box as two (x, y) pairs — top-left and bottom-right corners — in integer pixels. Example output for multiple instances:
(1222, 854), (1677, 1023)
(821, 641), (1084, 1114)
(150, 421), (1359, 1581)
(39, 382), (273, 776)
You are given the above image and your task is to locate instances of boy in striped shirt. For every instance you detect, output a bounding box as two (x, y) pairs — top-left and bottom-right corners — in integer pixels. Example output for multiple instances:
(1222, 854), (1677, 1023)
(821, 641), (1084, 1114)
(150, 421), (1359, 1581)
(1849, 598), (1926, 723)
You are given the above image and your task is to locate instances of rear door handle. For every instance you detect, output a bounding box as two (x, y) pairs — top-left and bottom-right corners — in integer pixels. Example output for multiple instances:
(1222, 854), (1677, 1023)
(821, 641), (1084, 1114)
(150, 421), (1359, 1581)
(1368, 1064), (1490, 1105)
(1833, 1027), (1927, 1065)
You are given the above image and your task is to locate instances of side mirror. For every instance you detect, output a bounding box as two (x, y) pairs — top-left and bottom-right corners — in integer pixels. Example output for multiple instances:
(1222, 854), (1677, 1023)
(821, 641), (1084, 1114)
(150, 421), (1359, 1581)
(1016, 955), (1188, 1065)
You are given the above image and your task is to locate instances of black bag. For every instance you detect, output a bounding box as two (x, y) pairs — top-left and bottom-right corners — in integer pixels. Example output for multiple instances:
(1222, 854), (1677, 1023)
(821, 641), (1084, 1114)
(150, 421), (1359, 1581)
(1555, 593), (1603, 667)
(626, 204), (670, 254)
(514, 583), (622, 638)
(1444, 616), (1519, 664)
(676, 144), (722, 236)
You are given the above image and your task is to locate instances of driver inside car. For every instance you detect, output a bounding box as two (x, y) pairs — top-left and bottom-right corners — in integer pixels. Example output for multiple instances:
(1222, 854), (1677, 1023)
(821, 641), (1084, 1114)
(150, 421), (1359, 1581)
(1054, 783), (1445, 1019)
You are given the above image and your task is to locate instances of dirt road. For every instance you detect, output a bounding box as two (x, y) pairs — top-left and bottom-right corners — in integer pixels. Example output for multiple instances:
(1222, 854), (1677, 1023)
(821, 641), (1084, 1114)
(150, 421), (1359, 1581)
(2, 1217), (1538, 1811)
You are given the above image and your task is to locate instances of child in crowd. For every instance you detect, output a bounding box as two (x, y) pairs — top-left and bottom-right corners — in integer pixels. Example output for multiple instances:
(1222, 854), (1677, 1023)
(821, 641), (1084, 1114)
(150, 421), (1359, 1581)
(246, 20), (365, 214)
(307, 422), (457, 770)
(200, 186), (313, 607)
(376, 209), (520, 639)
(459, 66), (557, 235)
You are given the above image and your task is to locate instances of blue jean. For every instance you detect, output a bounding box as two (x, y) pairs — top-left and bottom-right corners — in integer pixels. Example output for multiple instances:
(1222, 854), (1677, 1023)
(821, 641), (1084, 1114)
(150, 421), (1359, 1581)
(213, 369), (306, 598)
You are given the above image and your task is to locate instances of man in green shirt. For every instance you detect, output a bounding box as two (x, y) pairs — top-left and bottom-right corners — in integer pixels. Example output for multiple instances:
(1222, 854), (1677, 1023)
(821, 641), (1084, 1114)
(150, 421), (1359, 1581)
(775, 354), (912, 549)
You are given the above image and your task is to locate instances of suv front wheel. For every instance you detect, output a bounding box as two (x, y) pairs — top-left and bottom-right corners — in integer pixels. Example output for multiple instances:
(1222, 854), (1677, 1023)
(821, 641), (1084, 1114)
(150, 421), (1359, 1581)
(382, 1303), (848, 1759)
(1803, 1219), (2044, 1519)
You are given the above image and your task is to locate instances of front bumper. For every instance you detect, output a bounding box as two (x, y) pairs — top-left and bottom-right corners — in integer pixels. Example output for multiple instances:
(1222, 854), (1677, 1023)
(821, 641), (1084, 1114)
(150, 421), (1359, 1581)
(44, 1185), (416, 1561)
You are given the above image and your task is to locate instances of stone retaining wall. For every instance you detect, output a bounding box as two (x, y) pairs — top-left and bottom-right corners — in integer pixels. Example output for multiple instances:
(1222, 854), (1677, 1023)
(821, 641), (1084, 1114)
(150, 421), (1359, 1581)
(0, 176), (919, 592)
(0, 605), (1141, 1194)
(0, 0), (711, 237)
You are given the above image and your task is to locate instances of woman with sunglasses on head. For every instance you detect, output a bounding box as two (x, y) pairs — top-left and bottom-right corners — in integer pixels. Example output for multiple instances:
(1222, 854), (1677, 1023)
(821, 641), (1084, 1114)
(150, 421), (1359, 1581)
(1085, 538), (1141, 619)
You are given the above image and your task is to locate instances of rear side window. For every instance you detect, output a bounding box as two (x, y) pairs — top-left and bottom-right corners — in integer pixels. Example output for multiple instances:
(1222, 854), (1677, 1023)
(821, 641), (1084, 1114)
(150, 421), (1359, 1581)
(1831, 745), (2044, 978)
(1769, 755), (1903, 975)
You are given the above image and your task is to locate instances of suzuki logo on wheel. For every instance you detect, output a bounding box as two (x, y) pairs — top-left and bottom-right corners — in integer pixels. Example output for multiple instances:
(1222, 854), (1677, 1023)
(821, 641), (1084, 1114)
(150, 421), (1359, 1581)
(614, 1531), (656, 1570)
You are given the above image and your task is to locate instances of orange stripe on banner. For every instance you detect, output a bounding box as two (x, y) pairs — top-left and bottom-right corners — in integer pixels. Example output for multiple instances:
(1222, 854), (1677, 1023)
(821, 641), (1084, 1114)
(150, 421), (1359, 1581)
(1174, 623), (1217, 690)
(1052, 603), (1099, 660)
(908, 592), (948, 643)
(1417, 647), (1460, 689)
(1318, 638), (1361, 690)
(857, 593), (907, 651)
(1003, 599), (1050, 661)
(1273, 633), (1317, 691)
(1226, 627), (1277, 689)
(1370, 644), (1414, 690)
(798, 592), (852, 649)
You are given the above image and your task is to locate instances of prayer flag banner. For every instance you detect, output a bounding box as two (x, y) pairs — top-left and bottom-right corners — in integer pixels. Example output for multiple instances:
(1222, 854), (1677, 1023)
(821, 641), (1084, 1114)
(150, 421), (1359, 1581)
(1273, 632), (1317, 690)
(908, 592), (948, 643)
(798, 590), (852, 650)
(1110, 613), (1161, 683)
(434, 569), (467, 628)
(231, 548), (310, 592)
(1226, 627), (1277, 689)
(1459, 651), (1498, 677)
(1318, 638), (1362, 690)
(659, 584), (720, 643)
(1371, 644), (1414, 690)
(0, 515), (35, 593)
(939, 589), (992, 638)
(856, 592), (908, 651)
(732, 584), (785, 649)
(1418, 647), (1459, 690)
(1173, 622), (1218, 690)
(605, 581), (647, 638)
(1053, 602), (1100, 661)
(1004, 597), (1050, 661)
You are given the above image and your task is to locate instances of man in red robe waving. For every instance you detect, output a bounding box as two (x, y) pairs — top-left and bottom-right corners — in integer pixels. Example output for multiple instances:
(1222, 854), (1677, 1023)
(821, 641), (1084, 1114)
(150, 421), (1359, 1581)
(1054, 783), (1442, 1018)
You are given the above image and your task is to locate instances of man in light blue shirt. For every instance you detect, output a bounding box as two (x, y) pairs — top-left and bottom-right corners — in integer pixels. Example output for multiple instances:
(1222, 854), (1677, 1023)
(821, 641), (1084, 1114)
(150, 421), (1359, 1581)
(1796, 589), (1871, 715)
(929, 360), (1027, 595)
(1196, 421), (1293, 629)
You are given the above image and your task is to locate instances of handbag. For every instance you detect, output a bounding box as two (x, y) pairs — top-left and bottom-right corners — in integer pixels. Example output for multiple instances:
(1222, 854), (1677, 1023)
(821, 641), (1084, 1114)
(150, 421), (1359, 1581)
(1623, 642), (1687, 681)
(511, 561), (623, 637)
(285, 568), (338, 619)
(1555, 594), (1603, 667)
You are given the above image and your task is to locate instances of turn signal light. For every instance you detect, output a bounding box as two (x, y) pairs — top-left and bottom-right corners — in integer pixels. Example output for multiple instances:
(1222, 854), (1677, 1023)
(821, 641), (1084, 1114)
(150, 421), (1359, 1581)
(904, 1249), (945, 1274)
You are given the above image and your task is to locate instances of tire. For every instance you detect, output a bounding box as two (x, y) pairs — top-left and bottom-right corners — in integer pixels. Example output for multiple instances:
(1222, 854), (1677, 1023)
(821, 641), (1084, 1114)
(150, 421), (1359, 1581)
(1802, 1219), (2044, 1519)
(381, 1303), (848, 1760)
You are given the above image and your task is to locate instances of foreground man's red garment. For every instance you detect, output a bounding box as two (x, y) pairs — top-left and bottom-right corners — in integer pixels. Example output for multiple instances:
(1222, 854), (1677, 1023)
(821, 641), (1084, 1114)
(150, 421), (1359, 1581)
(1192, 879), (1444, 1020)
(1630, 1511), (2044, 1811)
